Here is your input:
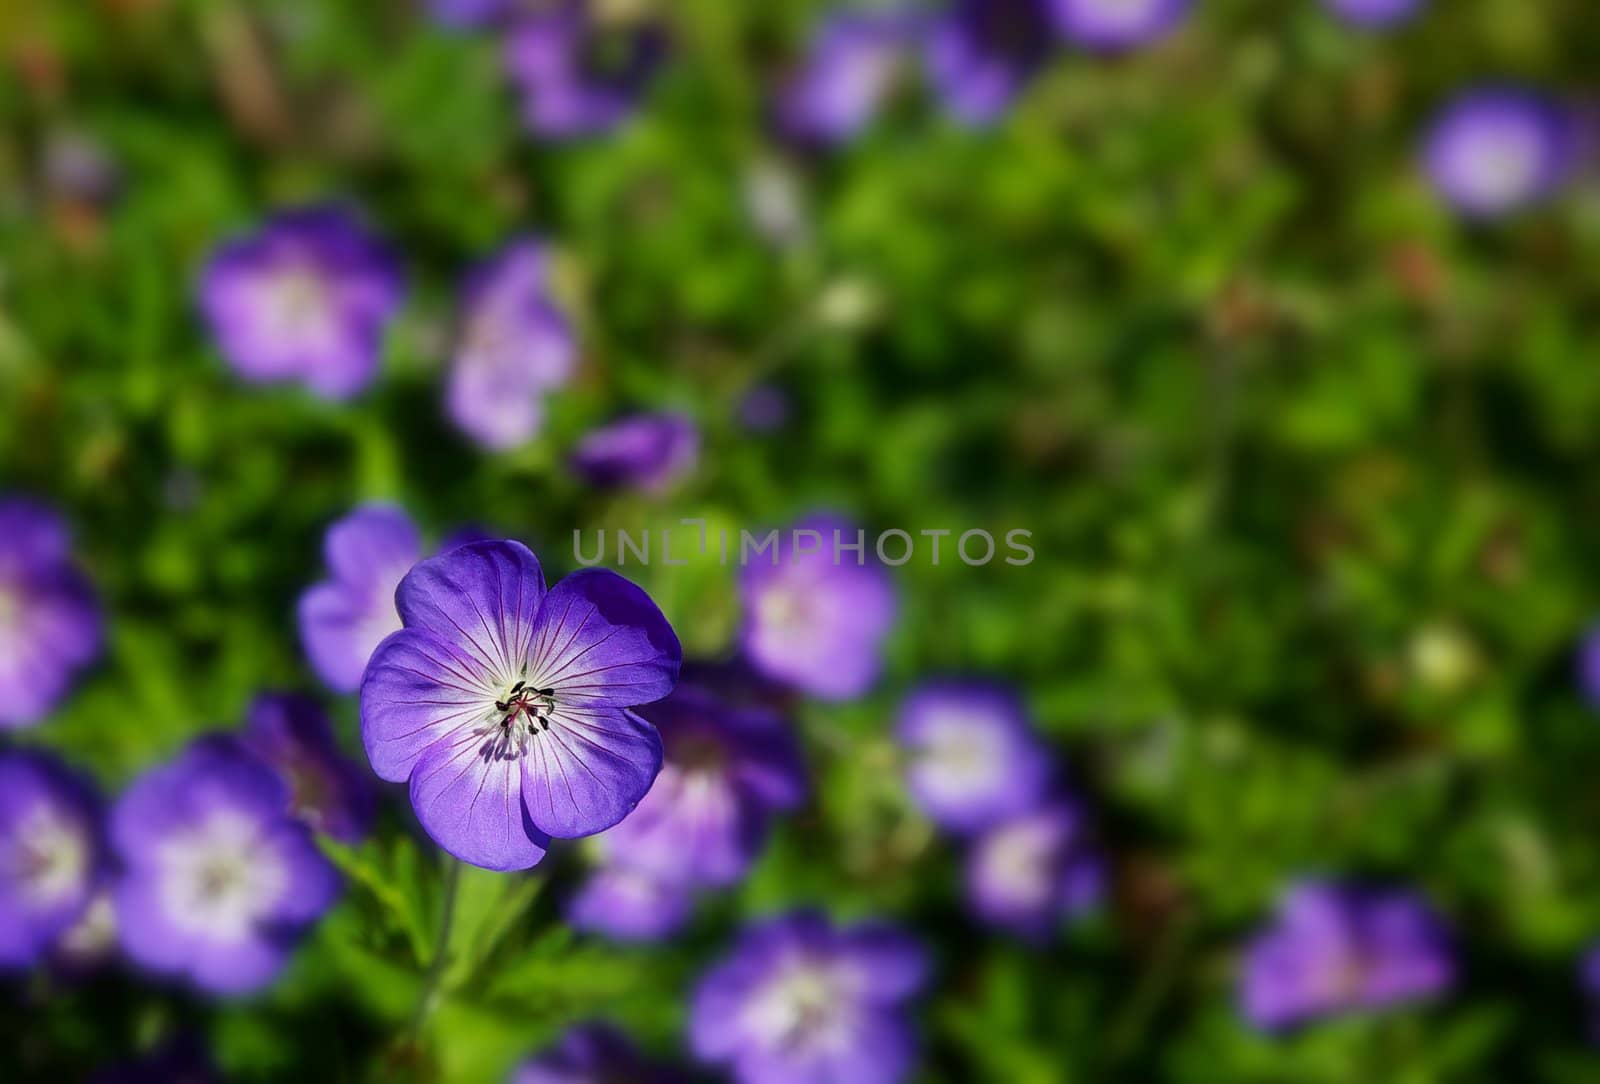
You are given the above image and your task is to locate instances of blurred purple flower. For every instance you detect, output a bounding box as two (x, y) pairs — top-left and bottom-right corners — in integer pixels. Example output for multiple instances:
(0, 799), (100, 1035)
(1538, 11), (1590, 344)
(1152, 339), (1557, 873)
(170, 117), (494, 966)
(240, 692), (377, 844)
(777, 11), (914, 146)
(1423, 89), (1573, 218)
(197, 206), (404, 400)
(447, 239), (578, 451)
(965, 801), (1103, 938)
(1049, 0), (1191, 52)
(691, 911), (928, 1084)
(567, 856), (696, 943)
(1579, 944), (1600, 1044)
(1239, 880), (1455, 1031)
(298, 504), (422, 694)
(428, 0), (512, 30)
(569, 412), (699, 493)
(603, 685), (806, 887)
(1578, 624), (1600, 710)
(737, 384), (791, 433)
(42, 131), (121, 207)
(0, 497), (101, 729)
(89, 1035), (220, 1084)
(111, 737), (340, 995)
(504, 5), (664, 139)
(896, 681), (1051, 834)
(511, 1023), (682, 1084)
(360, 540), (680, 870)
(1323, 0), (1426, 27)
(0, 750), (103, 968)
(738, 515), (896, 701)
(924, 0), (1055, 126)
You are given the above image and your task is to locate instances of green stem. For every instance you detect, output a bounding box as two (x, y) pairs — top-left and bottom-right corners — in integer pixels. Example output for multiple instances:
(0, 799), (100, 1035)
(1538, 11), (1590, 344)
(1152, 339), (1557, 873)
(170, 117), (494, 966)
(408, 858), (462, 1041)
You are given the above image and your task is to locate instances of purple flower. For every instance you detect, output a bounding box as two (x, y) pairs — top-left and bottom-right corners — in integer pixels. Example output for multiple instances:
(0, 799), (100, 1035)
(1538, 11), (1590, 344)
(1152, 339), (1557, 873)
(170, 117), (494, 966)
(448, 239), (578, 451)
(197, 206), (404, 399)
(428, 0), (512, 30)
(924, 0), (1056, 126)
(1322, 0), (1426, 27)
(737, 384), (791, 433)
(601, 686), (806, 887)
(512, 1023), (681, 1084)
(567, 856), (695, 943)
(360, 540), (681, 871)
(964, 801), (1103, 938)
(569, 412), (699, 493)
(0, 498), (101, 728)
(777, 12), (913, 146)
(691, 911), (928, 1084)
(1049, 0), (1191, 52)
(298, 504), (423, 694)
(0, 750), (103, 968)
(738, 515), (896, 701)
(111, 737), (340, 995)
(896, 681), (1051, 834)
(240, 692), (377, 844)
(1579, 944), (1600, 1044)
(1239, 881), (1455, 1031)
(504, 6), (664, 139)
(1578, 624), (1600, 710)
(1423, 89), (1573, 218)
(89, 1035), (220, 1084)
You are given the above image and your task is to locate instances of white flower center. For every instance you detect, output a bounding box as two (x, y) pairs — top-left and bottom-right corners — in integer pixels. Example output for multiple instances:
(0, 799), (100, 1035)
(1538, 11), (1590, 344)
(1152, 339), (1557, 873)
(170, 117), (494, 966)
(1459, 129), (1540, 205)
(260, 264), (337, 344)
(10, 803), (90, 906)
(979, 819), (1054, 908)
(744, 959), (852, 1054)
(157, 809), (287, 941)
(914, 714), (1006, 799)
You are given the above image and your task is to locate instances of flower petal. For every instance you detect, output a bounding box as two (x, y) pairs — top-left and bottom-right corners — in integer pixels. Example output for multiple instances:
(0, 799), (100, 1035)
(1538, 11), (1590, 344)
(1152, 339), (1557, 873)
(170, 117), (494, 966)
(396, 539), (547, 676)
(408, 734), (550, 872)
(520, 705), (662, 837)
(360, 629), (499, 783)
(528, 568), (681, 707)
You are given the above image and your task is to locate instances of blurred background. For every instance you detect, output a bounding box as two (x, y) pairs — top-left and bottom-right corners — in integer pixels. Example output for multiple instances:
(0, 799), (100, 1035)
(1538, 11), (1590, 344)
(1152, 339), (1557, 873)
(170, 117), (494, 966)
(3, 0), (1600, 1080)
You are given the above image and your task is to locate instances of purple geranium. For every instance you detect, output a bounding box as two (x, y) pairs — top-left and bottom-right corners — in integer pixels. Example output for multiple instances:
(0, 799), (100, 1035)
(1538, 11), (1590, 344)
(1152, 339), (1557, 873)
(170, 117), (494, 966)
(447, 239), (578, 451)
(691, 911), (928, 1084)
(1423, 88), (1573, 218)
(360, 539), (681, 871)
(601, 685), (806, 887)
(240, 692), (376, 844)
(777, 11), (914, 146)
(197, 206), (404, 400)
(504, 5), (664, 139)
(964, 801), (1104, 938)
(512, 1023), (681, 1084)
(896, 681), (1051, 834)
(567, 853), (696, 943)
(924, 0), (1056, 126)
(0, 750), (103, 968)
(1049, 0), (1191, 52)
(298, 504), (423, 694)
(112, 737), (340, 995)
(1323, 0), (1426, 28)
(569, 412), (700, 493)
(0, 497), (101, 728)
(1239, 880), (1455, 1031)
(738, 515), (896, 701)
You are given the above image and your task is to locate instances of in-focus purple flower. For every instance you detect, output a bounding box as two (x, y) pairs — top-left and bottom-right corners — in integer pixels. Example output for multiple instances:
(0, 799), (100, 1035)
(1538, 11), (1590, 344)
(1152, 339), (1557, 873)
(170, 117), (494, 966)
(569, 412), (699, 493)
(240, 692), (376, 844)
(692, 911), (928, 1084)
(298, 504), (422, 694)
(0, 750), (103, 968)
(360, 540), (681, 871)
(0, 498), (102, 728)
(448, 239), (578, 451)
(896, 681), (1051, 834)
(1322, 0), (1426, 28)
(602, 685), (806, 887)
(512, 1022), (682, 1084)
(567, 855), (695, 943)
(738, 515), (896, 701)
(198, 206), (404, 400)
(112, 737), (340, 995)
(1239, 880), (1454, 1031)
(1049, 0), (1191, 52)
(965, 801), (1104, 938)
(777, 12), (914, 146)
(1423, 89), (1573, 218)
(504, 5), (664, 139)
(924, 0), (1056, 126)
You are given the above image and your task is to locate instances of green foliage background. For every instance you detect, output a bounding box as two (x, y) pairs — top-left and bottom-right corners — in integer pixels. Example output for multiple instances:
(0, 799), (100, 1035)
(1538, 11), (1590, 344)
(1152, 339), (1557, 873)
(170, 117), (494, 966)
(3, 0), (1600, 1080)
